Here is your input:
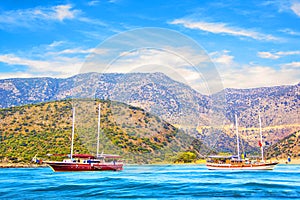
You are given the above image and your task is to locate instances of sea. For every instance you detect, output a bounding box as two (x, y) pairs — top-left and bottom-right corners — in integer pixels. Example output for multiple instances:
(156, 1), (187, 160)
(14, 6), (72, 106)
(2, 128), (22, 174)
(0, 164), (299, 199)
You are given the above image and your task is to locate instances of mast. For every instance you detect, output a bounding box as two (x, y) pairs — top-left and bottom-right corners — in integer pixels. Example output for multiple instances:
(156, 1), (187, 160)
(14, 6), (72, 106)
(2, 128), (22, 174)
(235, 114), (240, 160)
(70, 106), (75, 159)
(259, 113), (264, 162)
(96, 103), (101, 157)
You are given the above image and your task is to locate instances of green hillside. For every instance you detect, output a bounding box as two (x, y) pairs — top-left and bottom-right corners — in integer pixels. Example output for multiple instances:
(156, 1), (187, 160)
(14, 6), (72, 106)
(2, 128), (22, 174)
(0, 99), (204, 164)
(265, 130), (300, 159)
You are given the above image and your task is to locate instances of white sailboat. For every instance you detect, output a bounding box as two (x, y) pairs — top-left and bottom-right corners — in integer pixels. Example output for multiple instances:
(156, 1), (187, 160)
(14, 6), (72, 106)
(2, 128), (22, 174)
(206, 114), (279, 170)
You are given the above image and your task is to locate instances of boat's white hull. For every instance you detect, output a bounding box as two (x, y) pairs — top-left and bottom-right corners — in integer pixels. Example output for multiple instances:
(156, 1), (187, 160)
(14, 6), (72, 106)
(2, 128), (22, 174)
(206, 162), (278, 170)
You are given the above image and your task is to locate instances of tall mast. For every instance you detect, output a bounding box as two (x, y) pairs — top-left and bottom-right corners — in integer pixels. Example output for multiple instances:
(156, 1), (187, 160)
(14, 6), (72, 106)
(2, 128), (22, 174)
(96, 103), (101, 157)
(235, 114), (240, 160)
(259, 113), (264, 162)
(70, 106), (75, 159)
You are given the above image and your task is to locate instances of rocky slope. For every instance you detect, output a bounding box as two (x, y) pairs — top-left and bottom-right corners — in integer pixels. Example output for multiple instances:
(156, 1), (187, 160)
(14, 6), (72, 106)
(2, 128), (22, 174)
(0, 73), (298, 153)
(265, 130), (300, 159)
(217, 83), (299, 149)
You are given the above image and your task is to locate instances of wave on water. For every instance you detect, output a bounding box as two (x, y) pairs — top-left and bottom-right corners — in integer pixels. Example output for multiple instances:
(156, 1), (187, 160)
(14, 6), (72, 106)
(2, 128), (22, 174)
(0, 165), (299, 199)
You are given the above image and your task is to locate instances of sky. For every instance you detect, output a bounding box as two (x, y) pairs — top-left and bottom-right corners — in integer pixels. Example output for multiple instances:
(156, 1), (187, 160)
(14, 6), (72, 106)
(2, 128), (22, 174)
(0, 0), (300, 93)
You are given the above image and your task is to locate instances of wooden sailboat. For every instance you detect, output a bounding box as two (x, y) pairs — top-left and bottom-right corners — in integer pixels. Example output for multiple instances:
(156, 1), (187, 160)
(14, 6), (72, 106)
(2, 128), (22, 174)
(206, 114), (278, 170)
(46, 104), (123, 172)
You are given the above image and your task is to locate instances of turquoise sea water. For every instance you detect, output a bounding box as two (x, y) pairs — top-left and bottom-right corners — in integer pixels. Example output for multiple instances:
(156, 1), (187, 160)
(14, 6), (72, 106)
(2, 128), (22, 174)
(0, 164), (299, 199)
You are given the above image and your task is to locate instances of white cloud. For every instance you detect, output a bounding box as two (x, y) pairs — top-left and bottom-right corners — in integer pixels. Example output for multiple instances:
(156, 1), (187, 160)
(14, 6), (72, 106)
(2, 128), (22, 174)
(258, 50), (300, 59)
(219, 65), (300, 89)
(281, 61), (300, 69)
(0, 3), (109, 31)
(170, 19), (279, 41)
(0, 4), (80, 29)
(0, 72), (41, 80)
(0, 54), (83, 78)
(47, 48), (94, 55)
(91, 47), (217, 94)
(53, 4), (77, 21)
(108, 48), (202, 73)
(46, 47), (109, 57)
(87, 1), (100, 6)
(210, 50), (234, 66)
(78, 17), (107, 26)
(257, 52), (280, 59)
(48, 41), (65, 48)
(113, 47), (210, 70)
(272, 1), (300, 17)
(209, 50), (299, 89)
(277, 50), (300, 56)
(0, 54), (53, 70)
(280, 28), (300, 36)
(0, 39), (112, 80)
(291, 2), (300, 17)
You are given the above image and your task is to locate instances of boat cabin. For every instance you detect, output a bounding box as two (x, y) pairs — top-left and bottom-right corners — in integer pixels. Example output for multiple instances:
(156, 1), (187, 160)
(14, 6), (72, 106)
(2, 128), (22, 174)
(207, 155), (244, 164)
(62, 154), (123, 165)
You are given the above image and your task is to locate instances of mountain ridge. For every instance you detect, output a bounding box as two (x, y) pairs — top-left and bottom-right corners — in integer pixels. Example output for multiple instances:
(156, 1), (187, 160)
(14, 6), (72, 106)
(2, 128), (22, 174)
(0, 72), (298, 154)
(1, 73), (298, 106)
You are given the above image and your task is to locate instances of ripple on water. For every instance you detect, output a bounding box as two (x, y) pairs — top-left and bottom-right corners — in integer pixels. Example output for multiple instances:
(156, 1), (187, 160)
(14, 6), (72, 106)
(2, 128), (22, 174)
(0, 165), (299, 199)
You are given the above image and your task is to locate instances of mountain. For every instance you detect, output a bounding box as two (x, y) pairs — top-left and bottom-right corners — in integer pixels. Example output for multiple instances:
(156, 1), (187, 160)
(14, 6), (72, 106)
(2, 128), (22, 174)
(215, 83), (299, 149)
(0, 99), (209, 164)
(220, 83), (299, 126)
(0, 73), (299, 154)
(0, 73), (210, 126)
(265, 130), (300, 159)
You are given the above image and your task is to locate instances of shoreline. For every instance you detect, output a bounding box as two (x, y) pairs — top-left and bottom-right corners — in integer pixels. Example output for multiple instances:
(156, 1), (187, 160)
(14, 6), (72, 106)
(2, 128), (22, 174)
(0, 162), (48, 168)
(1, 158), (300, 168)
(274, 158), (300, 165)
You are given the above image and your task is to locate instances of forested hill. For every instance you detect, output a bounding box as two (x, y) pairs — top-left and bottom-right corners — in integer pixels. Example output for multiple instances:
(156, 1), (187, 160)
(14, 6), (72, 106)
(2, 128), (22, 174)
(0, 99), (208, 164)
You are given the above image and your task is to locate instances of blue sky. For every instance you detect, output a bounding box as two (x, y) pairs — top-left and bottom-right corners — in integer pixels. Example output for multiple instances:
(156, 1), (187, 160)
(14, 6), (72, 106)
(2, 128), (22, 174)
(0, 0), (299, 92)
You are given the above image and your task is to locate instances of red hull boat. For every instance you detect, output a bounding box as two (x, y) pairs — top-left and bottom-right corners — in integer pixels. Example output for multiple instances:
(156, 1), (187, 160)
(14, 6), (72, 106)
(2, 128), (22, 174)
(45, 104), (124, 172)
(47, 154), (123, 172)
